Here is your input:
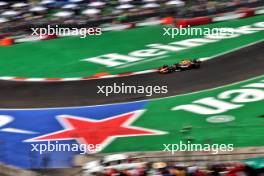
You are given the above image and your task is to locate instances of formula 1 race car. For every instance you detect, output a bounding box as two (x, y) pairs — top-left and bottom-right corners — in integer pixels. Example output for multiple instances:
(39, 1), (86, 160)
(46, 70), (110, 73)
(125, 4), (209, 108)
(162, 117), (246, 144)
(158, 59), (201, 74)
(175, 59), (201, 70)
(158, 65), (175, 74)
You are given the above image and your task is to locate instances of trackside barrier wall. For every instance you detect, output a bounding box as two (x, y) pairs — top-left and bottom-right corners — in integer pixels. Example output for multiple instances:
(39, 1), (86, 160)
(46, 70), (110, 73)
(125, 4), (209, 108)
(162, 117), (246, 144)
(41, 34), (58, 40)
(0, 38), (14, 46)
(161, 16), (174, 25)
(176, 16), (213, 27)
(239, 8), (256, 18)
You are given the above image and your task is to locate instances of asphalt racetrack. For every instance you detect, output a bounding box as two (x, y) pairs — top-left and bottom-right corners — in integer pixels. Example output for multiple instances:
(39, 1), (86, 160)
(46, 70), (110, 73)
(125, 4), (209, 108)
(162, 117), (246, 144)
(0, 41), (263, 108)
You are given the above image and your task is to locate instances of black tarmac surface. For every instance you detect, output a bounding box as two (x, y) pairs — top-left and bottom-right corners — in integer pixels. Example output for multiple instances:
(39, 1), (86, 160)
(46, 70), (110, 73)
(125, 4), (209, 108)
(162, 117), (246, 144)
(0, 41), (263, 108)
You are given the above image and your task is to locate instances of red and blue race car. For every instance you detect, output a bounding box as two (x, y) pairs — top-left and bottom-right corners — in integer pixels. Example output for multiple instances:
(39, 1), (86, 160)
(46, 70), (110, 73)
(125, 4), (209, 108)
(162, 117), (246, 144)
(158, 59), (201, 74)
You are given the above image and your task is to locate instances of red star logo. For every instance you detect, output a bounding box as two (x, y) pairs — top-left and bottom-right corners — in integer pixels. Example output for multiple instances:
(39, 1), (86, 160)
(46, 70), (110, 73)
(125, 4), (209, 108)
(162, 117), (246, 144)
(25, 110), (166, 152)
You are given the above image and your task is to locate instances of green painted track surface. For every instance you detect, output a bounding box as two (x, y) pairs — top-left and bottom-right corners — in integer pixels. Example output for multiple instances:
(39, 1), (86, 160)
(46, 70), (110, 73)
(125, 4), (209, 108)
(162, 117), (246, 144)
(103, 75), (264, 153)
(0, 15), (263, 78)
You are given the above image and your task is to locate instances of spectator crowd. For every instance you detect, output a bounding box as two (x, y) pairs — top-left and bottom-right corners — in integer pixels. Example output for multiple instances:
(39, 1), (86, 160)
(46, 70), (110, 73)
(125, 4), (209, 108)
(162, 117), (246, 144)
(0, 0), (263, 34)
(85, 161), (264, 175)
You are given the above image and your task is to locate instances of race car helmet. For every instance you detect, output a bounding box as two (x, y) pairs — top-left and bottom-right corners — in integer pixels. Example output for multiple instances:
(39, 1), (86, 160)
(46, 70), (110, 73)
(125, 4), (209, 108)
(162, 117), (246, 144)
(180, 60), (191, 65)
